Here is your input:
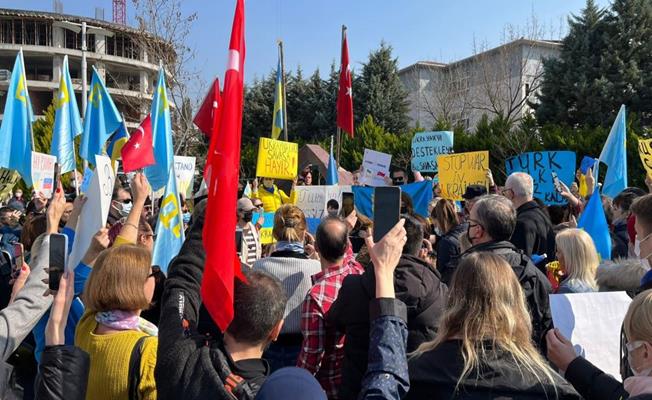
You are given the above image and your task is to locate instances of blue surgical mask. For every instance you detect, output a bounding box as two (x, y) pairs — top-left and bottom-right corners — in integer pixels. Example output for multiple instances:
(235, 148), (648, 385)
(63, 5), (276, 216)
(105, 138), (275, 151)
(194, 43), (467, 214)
(183, 212), (191, 224)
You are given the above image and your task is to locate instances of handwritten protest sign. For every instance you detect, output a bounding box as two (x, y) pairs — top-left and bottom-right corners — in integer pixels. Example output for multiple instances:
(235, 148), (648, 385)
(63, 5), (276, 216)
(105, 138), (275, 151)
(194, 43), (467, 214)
(256, 138), (298, 180)
(253, 212), (275, 244)
(174, 156), (196, 198)
(638, 139), (652, 178)
(437, 151), (489, 201)
(295, 185), (350, 219)
(0, 168), (19, 199)
(506, 151), (576, 205)
(359, 149), (391, 186)
(411, 131), (454, 173)
(551, 292), (632, 382)
(68, 155), (115, 270)
(31, 152), (57, 198)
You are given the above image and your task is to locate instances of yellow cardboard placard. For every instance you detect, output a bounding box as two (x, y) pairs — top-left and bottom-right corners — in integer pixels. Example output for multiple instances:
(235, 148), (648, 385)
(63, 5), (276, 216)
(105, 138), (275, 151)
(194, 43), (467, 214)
(638, 138), (652, 178)
(256, 137), (298, 180)
(437, 151), (489, 201)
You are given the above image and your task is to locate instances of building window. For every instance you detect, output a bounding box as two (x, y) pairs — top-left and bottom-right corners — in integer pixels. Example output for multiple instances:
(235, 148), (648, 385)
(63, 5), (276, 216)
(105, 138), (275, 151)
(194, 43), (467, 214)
(65, 29), (81, 50)
(86, 33), (96, 52)
(105, 33), (141, 60)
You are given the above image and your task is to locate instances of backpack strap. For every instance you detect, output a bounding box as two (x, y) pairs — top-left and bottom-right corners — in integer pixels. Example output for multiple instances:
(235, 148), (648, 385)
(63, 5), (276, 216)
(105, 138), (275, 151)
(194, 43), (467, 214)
(128, 336), (148, 400)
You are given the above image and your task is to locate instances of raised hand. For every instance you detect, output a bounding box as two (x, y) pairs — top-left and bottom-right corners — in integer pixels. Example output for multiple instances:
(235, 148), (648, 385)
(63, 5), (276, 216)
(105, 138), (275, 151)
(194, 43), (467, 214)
(131, 172), (150, 206)
(365, 219), (406, 298)
(46, 187), (67, 234)
(45, 270), (75, 346)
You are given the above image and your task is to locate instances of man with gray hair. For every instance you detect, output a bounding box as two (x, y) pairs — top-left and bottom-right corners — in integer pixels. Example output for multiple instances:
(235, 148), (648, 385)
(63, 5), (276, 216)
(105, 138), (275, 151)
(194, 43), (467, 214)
(502, 172), (556, 261)
(458, 194), (553, 351)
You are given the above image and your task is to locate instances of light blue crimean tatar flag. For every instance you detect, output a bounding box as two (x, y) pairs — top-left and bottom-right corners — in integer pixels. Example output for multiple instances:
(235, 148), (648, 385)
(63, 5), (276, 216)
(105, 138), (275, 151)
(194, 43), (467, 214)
(51, 55), (83, 174)
(0, 50), (35, 185)
(144, 67), (173, 191)
(326, 136), (338, 185)
(152, 165), (185, 273)
(599, 105), (628, 198)
(79, 67), (122, 163)
(578, 188), (612, 261)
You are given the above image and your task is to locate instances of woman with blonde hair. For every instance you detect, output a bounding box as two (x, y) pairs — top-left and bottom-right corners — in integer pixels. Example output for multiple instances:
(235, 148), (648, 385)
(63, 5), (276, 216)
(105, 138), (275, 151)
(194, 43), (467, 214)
(76, 245), (157, 400)
(253, 204), (321, 371)
(407, 252), (579, 399)
(555, 228), (599, 293)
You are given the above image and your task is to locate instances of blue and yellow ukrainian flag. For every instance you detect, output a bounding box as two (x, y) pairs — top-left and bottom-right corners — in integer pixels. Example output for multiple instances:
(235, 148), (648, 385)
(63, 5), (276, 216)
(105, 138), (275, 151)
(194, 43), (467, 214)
(152, 164), (185, 273)
(271, 58), (284, 140)
(106, 119), (129, 170)
(79, 66), (122, 163)
(578, 188), (612, 261)
(144, 66), (173, 191)
(51, 55), (83, 174)
(0, 50), (35, 186)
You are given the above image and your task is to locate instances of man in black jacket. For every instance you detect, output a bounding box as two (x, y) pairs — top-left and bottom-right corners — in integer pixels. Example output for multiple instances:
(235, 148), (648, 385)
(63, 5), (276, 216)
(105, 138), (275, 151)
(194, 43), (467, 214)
(503, 172), (556, 260)
(328, 214), (448, 400)
(462, 194), (553, 350)
(155, 201), (288, 400)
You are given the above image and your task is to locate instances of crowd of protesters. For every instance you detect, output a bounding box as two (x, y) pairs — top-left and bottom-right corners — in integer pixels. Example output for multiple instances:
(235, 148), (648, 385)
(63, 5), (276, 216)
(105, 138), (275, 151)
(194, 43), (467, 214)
(1, 162), (652, 400)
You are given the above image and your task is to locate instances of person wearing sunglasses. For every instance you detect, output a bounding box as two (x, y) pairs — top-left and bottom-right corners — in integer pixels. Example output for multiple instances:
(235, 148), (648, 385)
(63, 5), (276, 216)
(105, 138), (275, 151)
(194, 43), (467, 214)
(391, 168), (408, 186)
(108, 184), (133, 226)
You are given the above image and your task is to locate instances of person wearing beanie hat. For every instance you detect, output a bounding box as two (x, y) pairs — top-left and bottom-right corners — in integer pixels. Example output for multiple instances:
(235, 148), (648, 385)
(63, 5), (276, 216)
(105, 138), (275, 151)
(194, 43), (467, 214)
(255, 367), (326, 400)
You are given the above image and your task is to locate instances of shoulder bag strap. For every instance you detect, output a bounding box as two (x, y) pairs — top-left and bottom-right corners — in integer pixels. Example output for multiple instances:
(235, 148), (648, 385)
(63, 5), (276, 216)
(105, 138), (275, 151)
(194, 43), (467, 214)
(128, 336), (148, 400)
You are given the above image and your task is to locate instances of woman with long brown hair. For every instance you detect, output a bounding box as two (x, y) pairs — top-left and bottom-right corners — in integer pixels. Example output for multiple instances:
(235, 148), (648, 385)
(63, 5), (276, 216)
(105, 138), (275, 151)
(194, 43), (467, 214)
(407, 252), (579, 399)
(430, 199), (466, 284)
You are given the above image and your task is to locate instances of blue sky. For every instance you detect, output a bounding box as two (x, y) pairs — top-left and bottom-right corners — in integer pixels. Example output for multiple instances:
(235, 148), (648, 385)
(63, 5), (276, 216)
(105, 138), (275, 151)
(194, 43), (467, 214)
(6, 0), (611, 88)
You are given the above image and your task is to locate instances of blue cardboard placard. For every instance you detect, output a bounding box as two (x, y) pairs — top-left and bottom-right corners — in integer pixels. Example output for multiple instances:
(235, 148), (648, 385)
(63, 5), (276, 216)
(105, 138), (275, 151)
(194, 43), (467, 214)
(505, 151), (576, 205)
(411, 131), (454, 173)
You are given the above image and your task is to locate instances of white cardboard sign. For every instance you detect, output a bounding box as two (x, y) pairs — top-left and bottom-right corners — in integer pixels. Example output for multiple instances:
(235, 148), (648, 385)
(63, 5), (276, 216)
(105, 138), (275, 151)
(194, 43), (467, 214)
(31, 152), (57, 198)
(550, 291), (632, 381)
(174, 155), (196, 199)
(68, 155), (115, 270)
(359, 149), (391, 186)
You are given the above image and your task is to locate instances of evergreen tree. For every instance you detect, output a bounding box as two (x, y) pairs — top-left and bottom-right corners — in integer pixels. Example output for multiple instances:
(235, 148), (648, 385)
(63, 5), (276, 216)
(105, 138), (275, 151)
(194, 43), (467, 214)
(537, 0), (611, 127)
(602, 0), (652, 125)
(356, 42), (410, 134)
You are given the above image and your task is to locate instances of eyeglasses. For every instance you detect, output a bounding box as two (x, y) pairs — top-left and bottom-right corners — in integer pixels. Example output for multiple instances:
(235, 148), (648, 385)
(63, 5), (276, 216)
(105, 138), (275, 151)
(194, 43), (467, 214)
(467, 219), (483, 230)
(120, 199), (132, 204)
(501, 188), (513, 196)
(626, 340), (648, 352)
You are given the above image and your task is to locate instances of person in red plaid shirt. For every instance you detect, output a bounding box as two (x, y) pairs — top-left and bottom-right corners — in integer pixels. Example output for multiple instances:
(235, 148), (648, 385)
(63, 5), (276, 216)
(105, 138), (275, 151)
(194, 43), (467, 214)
(297, 216), (363, 399)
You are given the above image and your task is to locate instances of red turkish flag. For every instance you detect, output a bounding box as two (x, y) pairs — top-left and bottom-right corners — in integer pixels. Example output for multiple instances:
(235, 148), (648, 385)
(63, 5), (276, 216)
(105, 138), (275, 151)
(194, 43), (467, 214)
(121, 115), (154, 172)
(193, 78), (221, 138)
(337, 31), (354, 138)
(201, 0), (247, 332)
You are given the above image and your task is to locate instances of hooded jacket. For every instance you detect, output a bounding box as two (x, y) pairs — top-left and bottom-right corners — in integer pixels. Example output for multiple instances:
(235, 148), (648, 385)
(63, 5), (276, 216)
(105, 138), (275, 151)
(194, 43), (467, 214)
(328, 254), (448, 400)
(454, 241), (553, 350)
(407, 340), (580, 399)
(511, 200), (556, 259)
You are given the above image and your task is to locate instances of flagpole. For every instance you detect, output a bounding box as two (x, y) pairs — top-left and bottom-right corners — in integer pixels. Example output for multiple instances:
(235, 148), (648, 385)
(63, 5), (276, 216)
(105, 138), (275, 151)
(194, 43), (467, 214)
(81, 22), (89, 171)
(279, 40), (289, 142)
(336, 25), (346, 165)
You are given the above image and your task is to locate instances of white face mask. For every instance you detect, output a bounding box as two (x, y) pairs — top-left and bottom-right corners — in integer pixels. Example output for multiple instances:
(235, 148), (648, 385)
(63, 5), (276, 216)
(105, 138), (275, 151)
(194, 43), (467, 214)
(635, 233), (652, 269)
(628, 341), (652, 376)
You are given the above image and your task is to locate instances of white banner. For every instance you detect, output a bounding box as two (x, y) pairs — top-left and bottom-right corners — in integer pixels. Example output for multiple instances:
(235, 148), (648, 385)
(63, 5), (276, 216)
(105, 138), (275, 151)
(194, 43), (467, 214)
(295, 185), (352, 218)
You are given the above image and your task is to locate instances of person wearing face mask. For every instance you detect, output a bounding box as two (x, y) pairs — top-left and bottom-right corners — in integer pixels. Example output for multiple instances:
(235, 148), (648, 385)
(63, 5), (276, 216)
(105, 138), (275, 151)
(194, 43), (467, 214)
(108, 185), (133, 226)
(236, 198), (261, 267)
(450, 194), (553, 351)
(546, 289), (652, 400)
(251, 176), (297, 213)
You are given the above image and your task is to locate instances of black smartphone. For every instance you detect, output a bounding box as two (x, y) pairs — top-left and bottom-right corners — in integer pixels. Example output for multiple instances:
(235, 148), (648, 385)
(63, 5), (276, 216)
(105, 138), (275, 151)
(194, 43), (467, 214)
(373, 186), (401, 243)
(51, 162), (60, 199)
(48, 233), (68, 291)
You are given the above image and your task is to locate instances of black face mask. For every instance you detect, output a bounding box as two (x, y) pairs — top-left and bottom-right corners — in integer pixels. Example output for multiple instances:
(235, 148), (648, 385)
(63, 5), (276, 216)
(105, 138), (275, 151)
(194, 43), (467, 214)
(400, 206), (408, 214)
(242, 211), (253, 222)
